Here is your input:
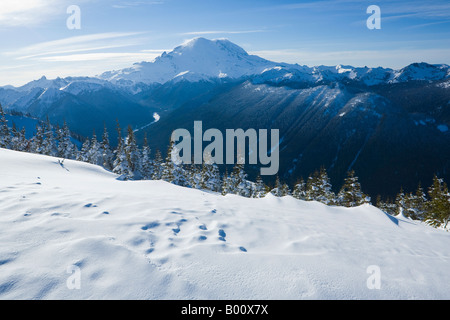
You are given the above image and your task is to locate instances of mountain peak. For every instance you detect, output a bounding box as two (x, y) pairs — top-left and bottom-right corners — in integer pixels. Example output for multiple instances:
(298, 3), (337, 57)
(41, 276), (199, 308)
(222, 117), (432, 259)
(393, 62), (449, 82)
(167, 37), (250, 62)
(174, 37), (249, 57)
(179, 37), (216, 48)
(100, 38), (276, 84)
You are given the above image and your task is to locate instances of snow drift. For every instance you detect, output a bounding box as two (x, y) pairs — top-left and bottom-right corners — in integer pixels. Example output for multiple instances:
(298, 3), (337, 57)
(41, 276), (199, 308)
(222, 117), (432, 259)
(0, 148), (449, 299)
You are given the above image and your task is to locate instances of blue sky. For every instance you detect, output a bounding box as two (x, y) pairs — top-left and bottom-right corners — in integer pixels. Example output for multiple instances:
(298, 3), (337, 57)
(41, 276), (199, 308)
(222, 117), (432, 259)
(1, 0), (449, 86)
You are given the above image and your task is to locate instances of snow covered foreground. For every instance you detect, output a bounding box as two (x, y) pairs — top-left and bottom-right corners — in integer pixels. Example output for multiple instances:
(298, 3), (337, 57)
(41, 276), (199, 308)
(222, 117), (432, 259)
(0, 148), (449, 300)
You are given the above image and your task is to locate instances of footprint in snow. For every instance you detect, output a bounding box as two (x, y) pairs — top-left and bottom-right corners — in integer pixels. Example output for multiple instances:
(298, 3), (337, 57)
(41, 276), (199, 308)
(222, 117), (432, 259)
(51, 212), (69, 217)
(218, 229), (226, 242)
(141, 222), (160, 230)
(0, 258), (14, 266)
(166, 219), (187, 235)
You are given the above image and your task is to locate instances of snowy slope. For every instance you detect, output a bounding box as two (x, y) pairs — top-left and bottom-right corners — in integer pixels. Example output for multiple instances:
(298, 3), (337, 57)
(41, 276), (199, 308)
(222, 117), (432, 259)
(391, 63), (450, 83)
(1, 148), (450, 299)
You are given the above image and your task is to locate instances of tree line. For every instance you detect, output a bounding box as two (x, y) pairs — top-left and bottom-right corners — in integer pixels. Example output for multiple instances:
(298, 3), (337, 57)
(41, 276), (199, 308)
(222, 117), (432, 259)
(0, 105), (448, 230)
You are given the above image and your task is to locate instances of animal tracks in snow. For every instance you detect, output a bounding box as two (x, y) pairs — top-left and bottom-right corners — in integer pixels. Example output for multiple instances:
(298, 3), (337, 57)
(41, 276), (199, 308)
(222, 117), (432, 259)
(138, 208), (248, 257)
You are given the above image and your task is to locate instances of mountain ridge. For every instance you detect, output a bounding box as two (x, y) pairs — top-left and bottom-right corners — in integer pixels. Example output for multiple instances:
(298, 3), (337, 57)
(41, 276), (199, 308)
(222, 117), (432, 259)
(2, 38), (449, 92)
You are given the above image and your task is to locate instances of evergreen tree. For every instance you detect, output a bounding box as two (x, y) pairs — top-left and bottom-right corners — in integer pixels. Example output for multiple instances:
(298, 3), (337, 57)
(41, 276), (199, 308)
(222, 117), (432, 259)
(78, 138), (91, 162)
(410, 183), (427, 220)
(305, 170), (320, 201)
(187, 164), (202, 189)
(306, 168), (336, 205)
(337, 170), (369, 207)
(376, 195), (382, 207)
(221, 168), (232, 196)
(9, 122), (19, 151)
(41, 117), (56, 156)
(87, 130), (102, 165)
(292, 178), (307, 200)
(11, 125), (28, 152)
(139, 134), (153, 179)
(377, 197), (397, 216)
(228, 164), (251, 197)
(19, 128), (29, 152)
(270, 175), (282, 197)
(200, 152), (221, 192)
(317, 167), (336, 205)
(124, 125), (140, 178)
(200, 163), (221, 192)
(270, 176), (290, 196)
(55, 124), (64, 157)
(113, 121), (131, 178)
(425, 175), (450, 229)
(252, 174), (268, 198)
(161, 140), (187, 186)
(280, 183), (291, 196)
(161, 141), (176, 183)
(395, 187), (407, 216)
(30, 124), (44, 154)
(151, 149), (164, 180)
(0, 104), (11, 149)
(101, 125), (114, 171)
(57, 121), (76, 159)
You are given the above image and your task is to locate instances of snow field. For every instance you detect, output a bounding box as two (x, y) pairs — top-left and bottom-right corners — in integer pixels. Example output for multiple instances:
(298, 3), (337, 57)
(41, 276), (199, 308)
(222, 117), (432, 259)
(0, 148), (450, 299)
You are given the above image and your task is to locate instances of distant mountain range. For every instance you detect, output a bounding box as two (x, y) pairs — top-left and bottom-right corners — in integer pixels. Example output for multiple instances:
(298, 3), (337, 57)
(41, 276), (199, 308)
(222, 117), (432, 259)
(1, 37), (449, 198)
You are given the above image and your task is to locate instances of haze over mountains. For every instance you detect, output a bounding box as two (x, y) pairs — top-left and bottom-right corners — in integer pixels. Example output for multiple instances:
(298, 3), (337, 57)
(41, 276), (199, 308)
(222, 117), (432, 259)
(1, 37), (449, 198)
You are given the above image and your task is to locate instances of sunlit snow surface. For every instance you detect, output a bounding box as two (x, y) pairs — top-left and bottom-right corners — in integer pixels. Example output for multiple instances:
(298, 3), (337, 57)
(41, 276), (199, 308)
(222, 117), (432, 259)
(0, 148), (449, 299)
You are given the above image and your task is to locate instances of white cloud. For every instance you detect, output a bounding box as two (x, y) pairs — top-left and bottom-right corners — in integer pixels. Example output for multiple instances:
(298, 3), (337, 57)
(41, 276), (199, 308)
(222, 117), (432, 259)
(112, 1), (164, 9)
(249, 48), (450, 69)
(0, 31), (159, 86)
(0, 0), (71, 26)
(6, 32), (148, 60)
(38, 51), (164, 62)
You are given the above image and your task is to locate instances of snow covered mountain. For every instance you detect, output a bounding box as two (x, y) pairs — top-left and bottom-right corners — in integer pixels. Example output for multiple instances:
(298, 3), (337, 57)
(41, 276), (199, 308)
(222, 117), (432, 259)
(0, 37), (448, 125)
(1, 38), (449, 107)
(97, 38), (450, 86)
(2, 37), (445, 95)
(392, 62), (450, 83)
(1, 147), (450, 299)
(99, 37), (285, 84)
